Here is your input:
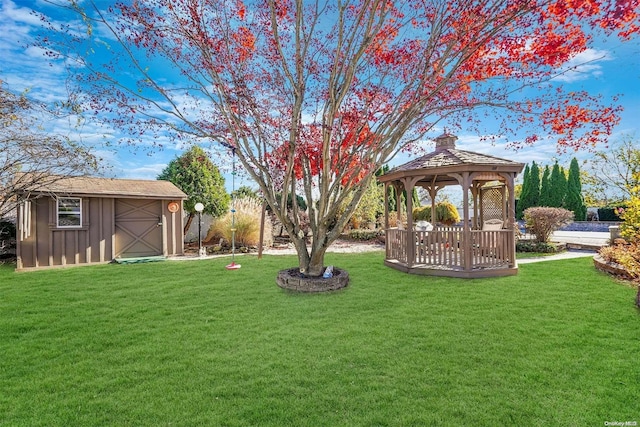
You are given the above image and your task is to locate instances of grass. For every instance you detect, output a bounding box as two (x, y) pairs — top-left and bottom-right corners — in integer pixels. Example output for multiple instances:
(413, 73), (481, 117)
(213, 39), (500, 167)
(1, 254), (639, 426)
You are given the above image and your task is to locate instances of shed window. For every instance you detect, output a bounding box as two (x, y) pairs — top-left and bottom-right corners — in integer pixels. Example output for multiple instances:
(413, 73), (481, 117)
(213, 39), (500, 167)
(57, 198), (82, 227)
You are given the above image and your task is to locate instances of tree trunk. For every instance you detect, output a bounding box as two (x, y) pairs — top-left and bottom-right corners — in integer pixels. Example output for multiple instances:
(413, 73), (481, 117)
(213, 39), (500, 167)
(307, 246), (328, 277)
(289, 233), (329, 277)
(184, 213), (195, 237)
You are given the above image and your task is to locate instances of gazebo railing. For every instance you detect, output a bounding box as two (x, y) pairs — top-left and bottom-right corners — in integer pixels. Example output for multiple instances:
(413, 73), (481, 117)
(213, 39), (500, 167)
(470, 229), (513, 267)
(415, 227), (463, 267)
(386, 227), (514, 270)
(386, 228), (409, 263)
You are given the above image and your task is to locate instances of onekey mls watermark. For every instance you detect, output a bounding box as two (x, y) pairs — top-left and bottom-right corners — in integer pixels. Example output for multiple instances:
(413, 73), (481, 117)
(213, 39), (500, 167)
(604, 422), (637, 426)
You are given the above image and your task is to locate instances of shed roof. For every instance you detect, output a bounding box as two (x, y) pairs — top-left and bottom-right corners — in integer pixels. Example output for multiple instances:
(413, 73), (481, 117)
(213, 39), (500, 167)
(20, 175), (187, 199)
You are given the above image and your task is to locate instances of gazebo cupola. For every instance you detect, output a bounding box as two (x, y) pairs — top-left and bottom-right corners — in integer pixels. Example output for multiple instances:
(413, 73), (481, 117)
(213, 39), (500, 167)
(377, 134), (525, 278)
(435, 133), (457, 151)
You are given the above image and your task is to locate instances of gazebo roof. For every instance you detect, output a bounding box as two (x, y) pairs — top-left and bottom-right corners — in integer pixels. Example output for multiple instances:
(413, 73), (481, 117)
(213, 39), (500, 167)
(392, 148), (522, 171)
(378, 134), (524, 183)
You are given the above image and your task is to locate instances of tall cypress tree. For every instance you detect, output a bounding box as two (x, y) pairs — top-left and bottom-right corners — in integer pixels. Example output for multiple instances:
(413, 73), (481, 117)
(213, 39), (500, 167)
(539, 165), (552, 207)
(565, 157), (586, 220)
(549, 162), (567, 207)
(529, 161), (541, 207)
(560, 166), (567, 206)
(376, 165), (396, 211)
(518, 161), (541, 218)
(516, 164), (531, 220)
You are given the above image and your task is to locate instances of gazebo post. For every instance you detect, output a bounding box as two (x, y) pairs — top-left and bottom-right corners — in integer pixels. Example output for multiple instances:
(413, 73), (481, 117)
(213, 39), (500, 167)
(480, 185), (485, 226)
(430, 187), (437, 226)
(393, 183), (403, 226)
(426, 176), (439, 226)
(505, 173), (517, 267)
(383, 182), (389, 230)
(383, 182), (390, 259)
(499, 185), (506, 221)
(462, 172), (472, 272)
(471, 183), (480, 229)
(405, 181), (414, 268)
(402, 177), (421, 268)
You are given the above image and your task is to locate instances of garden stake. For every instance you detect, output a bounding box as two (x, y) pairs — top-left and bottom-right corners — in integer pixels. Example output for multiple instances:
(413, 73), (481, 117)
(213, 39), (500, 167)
(226, 147), (241, 270)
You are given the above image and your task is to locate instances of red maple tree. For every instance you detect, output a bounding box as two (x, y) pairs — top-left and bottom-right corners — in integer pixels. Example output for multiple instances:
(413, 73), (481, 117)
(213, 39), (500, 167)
(38, 0), (639, 276)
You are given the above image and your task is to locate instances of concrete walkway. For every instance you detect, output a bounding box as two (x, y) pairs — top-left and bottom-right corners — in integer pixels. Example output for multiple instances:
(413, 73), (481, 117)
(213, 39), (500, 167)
(517, 249), (596, 264)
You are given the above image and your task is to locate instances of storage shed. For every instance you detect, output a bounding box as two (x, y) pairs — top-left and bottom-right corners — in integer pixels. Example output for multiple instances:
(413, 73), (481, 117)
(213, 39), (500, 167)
(16, 175), (187, 270)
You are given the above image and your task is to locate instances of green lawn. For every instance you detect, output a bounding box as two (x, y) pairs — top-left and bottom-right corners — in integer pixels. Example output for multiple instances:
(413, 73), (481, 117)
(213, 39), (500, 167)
(1, 254), (638, 426)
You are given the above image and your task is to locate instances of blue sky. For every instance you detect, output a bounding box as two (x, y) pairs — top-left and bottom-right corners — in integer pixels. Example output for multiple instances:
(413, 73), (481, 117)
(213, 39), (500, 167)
(2, 0), (639, 193)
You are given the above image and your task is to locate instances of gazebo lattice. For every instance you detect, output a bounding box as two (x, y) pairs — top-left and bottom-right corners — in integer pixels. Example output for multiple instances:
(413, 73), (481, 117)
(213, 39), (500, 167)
(377, 134), (525, 278)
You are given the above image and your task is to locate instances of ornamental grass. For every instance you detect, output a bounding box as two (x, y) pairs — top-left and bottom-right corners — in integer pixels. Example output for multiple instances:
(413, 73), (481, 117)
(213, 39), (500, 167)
(206, 197), (272, 248)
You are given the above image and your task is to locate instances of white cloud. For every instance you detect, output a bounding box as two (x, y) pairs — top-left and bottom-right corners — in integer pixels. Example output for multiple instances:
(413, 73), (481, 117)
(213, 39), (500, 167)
(553, 48), (612, 83)
(3, 0), (43, 26)
(115, 162), (168, 180)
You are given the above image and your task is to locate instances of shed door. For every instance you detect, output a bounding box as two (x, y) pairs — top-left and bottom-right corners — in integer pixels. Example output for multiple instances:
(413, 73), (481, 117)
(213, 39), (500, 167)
(115, 199), (163, 258)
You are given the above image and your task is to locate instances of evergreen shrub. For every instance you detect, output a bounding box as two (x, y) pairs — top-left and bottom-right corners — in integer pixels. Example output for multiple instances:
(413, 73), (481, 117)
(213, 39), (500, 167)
(516, 241), (560, 253)
(598, 206), (625, 222)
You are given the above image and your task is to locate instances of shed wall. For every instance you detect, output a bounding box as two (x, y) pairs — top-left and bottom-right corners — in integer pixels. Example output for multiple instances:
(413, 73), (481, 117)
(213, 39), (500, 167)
(17, 196), (184, 270)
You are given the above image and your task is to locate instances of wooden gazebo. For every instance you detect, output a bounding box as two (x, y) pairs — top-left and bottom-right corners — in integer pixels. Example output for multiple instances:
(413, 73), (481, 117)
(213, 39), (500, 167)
(378, 134), (525, 278)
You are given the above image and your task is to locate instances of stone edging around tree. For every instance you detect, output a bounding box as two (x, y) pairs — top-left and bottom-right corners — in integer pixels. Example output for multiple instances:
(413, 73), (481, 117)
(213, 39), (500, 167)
(276, 267), (350, 292)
